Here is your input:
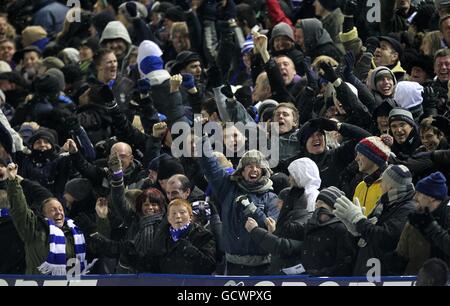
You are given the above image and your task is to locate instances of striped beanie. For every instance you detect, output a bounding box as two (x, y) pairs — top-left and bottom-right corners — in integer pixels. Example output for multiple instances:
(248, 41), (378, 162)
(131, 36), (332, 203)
(381, 165), (412, 189)
(355, 136), (391, 167)
(317, 186), (345, 208)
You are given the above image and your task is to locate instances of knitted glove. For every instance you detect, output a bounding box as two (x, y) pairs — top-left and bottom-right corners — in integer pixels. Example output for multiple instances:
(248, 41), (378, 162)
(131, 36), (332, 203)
(408, 208), (434, 233)
(235, 195), (257, 215)
(334, 196), (367, 225)
(181, 73), (196, 90)
(108, 152), (123, 180)
(309, 117), (338, 131)
(319, 62), (338, 83)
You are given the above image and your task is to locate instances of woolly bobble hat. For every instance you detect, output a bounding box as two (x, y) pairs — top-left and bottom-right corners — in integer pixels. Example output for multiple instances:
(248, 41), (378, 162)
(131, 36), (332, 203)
(381, 164), (412, 189)
(415, 172), (448, 200)
(137, 40), (164, 78)
(21, 26), (47, 47)
(317, 186), (345, 208)
(355, 136), (391, 168)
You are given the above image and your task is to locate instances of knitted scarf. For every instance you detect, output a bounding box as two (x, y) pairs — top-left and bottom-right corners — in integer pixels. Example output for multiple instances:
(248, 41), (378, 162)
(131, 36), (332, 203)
(371, 183), (415, 218)
(169, 222), (191, 242)
(38, 218), (96, 276)
(0, 208), (9, 218)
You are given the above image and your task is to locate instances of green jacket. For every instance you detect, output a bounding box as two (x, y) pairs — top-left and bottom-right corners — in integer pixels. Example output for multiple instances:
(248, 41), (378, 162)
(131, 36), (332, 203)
(7, 179), (75, 274)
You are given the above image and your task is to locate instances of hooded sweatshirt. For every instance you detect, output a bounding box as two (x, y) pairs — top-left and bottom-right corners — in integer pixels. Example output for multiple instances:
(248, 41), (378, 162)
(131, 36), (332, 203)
(287, 157), (321, 212)
(393, 81), (424, 120)
(299, 19), (333, 55)
(100, 21), (132, 76)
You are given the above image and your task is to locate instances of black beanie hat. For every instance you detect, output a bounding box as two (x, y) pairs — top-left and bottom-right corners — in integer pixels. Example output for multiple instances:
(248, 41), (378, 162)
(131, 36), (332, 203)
(157, 158), (185, 180)
(28, 128), (57, 149)
(64, 178), (93, 201)
(33, 74), (60, 97)
(271, 172), (290, 195)
(297, 121), (325, 148)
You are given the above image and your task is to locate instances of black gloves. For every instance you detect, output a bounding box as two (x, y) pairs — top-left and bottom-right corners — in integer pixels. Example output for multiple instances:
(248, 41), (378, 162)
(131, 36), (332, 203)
(309, 118), (338, 131)
(365, 37), (379, 55)
(98, 84), (115, 107)
(343, 51), (355, 82)
(74, 213), (97, 236)
(319, 62), (339, 83)
(300, 56), (319, 92)
(408, 208), (434, 233)
(65, 116), (81, 132)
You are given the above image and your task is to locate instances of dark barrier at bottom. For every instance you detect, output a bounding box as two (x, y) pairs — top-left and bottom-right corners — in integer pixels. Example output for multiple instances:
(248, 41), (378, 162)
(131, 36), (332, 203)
(0, 274), (433, 286)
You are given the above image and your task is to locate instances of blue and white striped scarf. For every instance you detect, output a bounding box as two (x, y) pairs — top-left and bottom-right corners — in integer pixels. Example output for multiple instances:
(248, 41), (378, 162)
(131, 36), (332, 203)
(38, 218), (97, 276)
(0, 208), (9, 218)
(169, 223), (191, 242)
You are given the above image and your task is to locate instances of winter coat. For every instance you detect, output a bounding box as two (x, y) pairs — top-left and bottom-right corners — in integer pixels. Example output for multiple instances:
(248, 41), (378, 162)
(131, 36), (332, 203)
(76, 103), (114, 146)
(395, 198), (450, 275)
(249, 187), (310, 274)
(7, 179), (77, 274)
(198, 139), (279, 260)
(146, 221), (216, 275)
(301, 214), (357, 276)
(108, 179), (163, 273)
(0, 178), (53, 274)
(353, 169), (384, 216)
(32, 0), (69, 35)
(16, 150), (73, 201)
(353, 189), (416, 275)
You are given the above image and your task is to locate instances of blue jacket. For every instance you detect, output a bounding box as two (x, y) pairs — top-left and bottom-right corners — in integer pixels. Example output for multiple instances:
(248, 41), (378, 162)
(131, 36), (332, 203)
(199, 142), (279, 256)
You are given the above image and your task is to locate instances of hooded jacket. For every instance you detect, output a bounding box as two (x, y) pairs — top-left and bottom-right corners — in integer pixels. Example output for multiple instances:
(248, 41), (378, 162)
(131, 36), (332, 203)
(393, 81), (424, 120)
(299, 18), (344, 61)
(288, 158), (321, 212)
(369, 66), (398, 108)
(100, 21), (133, 77)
